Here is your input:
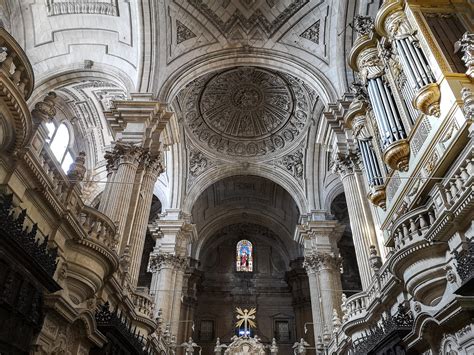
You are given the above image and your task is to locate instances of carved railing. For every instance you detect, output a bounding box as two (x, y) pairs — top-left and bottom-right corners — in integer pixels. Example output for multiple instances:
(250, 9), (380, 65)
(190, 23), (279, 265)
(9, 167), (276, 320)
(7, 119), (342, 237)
(453, 238), (474, 287)
(95, 302), (157, 355)
(391, 204), (436, 250)
(344, 292), (367, 323)
(132, 287), (155, 319)
(351, 304), (413, 354)
(0, 194), (58, 278)
(79, 205), (118, 252)
(387, 152), (473, 247)
(0, 28), (34, 99)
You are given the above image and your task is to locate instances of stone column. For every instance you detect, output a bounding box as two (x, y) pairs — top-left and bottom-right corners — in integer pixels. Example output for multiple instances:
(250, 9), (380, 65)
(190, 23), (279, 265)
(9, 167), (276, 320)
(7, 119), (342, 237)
(148, 219), (196, 336)
(304, 252), (343, 336)
(99, 142), (143, 247)
(303, 258), (323, 344)
(128, 153), (164, 286)
(149, 252), (186, 322)
(296, 217), (344, 346)
(333, 154), (379, 290)
(170, 263), (186, 336)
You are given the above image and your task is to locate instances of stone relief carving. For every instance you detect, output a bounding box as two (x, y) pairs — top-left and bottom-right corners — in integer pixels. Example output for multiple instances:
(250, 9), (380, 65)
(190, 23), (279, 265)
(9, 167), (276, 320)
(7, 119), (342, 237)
(176, 20), (197, 44)
(186, 0), (309, 38)
(457, 32), (474, 79)
(279, 148), (304, 180)
(189, 149), (210, 177)
(352, 15), (374, 36)
(45, 0), (119, 16)
(300, 20), (320, 44)
(180, 67), (313, 159)
(461, 87), (474, 120)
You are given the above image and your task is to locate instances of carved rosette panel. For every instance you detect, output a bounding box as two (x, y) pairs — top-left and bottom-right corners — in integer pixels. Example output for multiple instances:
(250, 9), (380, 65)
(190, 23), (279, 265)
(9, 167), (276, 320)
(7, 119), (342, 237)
(180, 67), (313, 160)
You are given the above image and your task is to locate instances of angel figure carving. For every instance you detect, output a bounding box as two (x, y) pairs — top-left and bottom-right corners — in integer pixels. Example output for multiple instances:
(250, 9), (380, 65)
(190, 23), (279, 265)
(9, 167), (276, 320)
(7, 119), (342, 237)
(293, 338), (310, 354)
(181, 337), (198, 354)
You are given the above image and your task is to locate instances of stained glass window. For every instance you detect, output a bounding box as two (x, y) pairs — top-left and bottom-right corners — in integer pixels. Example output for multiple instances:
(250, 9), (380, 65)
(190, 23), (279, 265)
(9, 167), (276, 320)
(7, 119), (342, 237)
(236, 240), (253, 272)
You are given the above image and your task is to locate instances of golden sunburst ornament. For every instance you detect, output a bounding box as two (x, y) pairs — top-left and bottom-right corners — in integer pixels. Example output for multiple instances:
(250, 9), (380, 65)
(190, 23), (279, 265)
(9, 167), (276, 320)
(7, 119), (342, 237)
(235, 307), (257, 335)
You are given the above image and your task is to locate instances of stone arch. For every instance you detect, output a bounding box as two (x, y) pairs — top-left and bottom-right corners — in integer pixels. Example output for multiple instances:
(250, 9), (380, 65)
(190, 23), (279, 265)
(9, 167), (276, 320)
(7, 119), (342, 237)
(193, 211), (297, 261)
(29, 68), (132, 106)
(182, 165), (308, 216)
(157, 49), (338, 107)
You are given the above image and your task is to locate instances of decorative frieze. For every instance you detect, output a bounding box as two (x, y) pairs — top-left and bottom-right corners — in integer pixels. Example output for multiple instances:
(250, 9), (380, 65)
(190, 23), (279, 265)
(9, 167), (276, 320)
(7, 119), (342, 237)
(409, 117), (431, 157)
(45, 0), (119, 17)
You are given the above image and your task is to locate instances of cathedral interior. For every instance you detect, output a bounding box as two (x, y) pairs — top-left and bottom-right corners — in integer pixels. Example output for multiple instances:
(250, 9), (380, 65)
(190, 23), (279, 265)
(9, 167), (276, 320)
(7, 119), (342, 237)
(0, 0), (473, 354)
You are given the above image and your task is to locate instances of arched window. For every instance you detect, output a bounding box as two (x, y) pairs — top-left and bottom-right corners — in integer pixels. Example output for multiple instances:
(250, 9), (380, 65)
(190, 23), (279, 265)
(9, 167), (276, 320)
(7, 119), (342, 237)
(45, 121), (74, 172)
(236, 240), (253, 272)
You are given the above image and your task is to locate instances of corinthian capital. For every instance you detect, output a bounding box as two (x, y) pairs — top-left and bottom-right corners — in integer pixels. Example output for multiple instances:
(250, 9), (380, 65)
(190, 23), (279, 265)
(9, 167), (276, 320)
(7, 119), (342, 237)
(104, 141), (144, 172)
(141, 151), (165, 179)
(147, 252), (187, 273)
(333, 152), (361, 178)
(304, 252), (342, 273)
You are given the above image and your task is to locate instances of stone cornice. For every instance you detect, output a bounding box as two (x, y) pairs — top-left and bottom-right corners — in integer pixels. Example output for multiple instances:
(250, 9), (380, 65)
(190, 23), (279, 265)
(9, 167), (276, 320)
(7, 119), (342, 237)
(294, 219), (345, 245)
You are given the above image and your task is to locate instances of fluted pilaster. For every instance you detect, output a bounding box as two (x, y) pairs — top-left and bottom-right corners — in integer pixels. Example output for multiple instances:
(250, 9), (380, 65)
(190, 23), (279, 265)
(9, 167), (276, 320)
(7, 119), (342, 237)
(148, 252), (187, 324)
(99, 142), (143, 248)
(333, 154), (380, 289)
(304, 252), (343, 335)
(128, 153), (164, 286)
(303, 260), (323, 343)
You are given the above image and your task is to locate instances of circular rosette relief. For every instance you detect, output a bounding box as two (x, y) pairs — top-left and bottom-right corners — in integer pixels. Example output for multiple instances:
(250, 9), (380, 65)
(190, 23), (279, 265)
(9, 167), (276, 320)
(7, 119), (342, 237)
(180, 66), (314, 159)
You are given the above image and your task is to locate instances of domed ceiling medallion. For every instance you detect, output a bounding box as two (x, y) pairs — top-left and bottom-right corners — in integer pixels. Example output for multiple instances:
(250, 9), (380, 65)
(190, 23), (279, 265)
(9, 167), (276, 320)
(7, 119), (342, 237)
(181, 67), (314, 159)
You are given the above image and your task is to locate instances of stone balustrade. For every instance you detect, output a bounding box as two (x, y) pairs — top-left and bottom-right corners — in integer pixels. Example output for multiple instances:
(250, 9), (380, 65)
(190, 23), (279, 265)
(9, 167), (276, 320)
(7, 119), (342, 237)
(387, 151), (473, 248)
(344, 292), (367, 322)
(391, 205), (436, 250)
(132, 287), (156, 319)
(80, 205), (118, 252)
(0, 28), (34, 99)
